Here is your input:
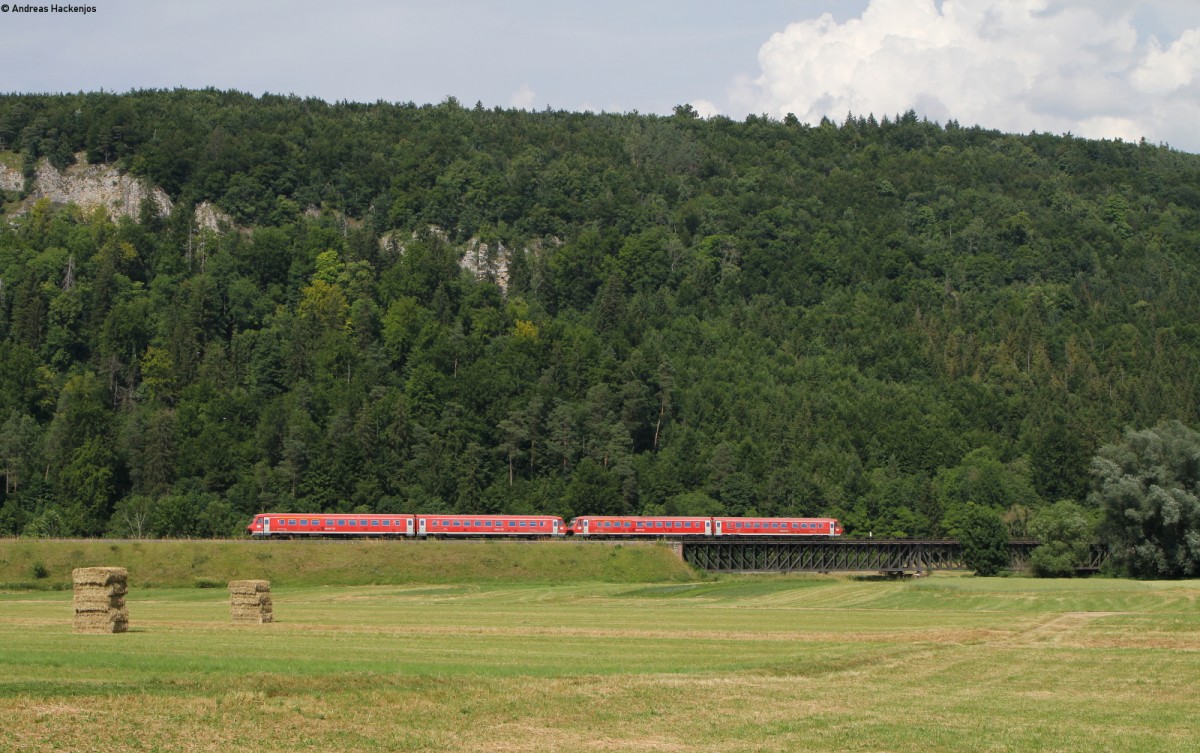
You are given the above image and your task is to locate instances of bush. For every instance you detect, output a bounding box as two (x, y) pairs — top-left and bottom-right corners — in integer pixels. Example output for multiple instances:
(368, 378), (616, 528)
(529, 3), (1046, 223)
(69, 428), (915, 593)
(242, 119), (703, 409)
(944, 503), (1010, 576)
(1028, 500), (1096, 577)
(1029, 542), (1078, 577)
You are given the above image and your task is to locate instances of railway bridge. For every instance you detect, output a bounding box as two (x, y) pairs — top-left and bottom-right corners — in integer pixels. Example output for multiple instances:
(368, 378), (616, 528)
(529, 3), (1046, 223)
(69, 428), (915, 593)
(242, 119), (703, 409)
(679, 539), (1055, 573)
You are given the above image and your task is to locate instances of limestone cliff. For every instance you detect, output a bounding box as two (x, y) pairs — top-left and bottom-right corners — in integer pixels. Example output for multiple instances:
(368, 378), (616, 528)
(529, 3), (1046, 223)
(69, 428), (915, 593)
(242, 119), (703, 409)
(0, 153), (239, 231)
(0, 154), (172, 220)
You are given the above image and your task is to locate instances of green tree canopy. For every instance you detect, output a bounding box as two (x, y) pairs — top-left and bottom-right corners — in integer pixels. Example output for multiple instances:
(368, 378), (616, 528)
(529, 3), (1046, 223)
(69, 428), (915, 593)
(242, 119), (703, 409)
(1092, 421), (1200, 578)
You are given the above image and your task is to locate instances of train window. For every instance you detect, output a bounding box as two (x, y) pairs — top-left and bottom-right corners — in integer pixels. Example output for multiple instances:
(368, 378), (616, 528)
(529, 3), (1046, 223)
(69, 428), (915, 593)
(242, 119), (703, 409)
(371, 520), (379, 526)
(299, 520), (308, 526)
(636, 521), (644, 528)
(454, 521), (462, 526)
(312, 519), (320, 526)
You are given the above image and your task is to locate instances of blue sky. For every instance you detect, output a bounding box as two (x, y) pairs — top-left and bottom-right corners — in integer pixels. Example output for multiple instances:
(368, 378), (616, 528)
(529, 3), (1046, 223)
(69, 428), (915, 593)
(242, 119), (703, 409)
(2, 1), (1199, 151)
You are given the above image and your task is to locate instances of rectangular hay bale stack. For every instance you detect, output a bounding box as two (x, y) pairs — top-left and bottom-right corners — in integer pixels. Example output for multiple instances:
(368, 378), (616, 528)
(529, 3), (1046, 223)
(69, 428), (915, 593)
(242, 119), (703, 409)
(230, 580), (273, 623)
(72, 567), (129, 634)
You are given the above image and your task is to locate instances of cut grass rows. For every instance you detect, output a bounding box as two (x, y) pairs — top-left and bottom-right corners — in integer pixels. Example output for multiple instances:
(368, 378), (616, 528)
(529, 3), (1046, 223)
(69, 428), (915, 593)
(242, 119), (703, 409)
(2, 574), (1199, 751)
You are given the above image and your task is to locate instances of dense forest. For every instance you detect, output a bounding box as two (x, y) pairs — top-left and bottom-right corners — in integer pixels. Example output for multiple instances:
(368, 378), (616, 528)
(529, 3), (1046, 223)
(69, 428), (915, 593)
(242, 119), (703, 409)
(0, 89), (1198, 551)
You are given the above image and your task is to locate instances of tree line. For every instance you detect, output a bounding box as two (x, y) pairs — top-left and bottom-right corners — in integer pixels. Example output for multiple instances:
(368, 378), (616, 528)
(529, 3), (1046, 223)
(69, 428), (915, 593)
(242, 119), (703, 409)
(0, 91), (1198, 576)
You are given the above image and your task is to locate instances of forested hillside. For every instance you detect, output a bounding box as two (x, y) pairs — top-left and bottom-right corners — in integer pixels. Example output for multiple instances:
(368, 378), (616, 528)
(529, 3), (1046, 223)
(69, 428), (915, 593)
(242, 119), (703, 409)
(0, 89), (1198, 540)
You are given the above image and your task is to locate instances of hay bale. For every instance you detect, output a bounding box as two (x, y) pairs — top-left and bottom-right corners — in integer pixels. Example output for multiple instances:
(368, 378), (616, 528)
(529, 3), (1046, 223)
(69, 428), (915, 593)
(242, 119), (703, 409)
(73, 606), (129, 634)
(72, 567), (128, 587)
(72, 593), (126, 612)
(231, 608), (273, 624)
(228, 580), (270, 595)
(230, 593), (272, 607)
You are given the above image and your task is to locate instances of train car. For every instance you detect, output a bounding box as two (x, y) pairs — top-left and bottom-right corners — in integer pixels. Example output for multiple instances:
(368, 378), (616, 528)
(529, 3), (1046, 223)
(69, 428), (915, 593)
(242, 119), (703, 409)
(416, 514), (564, 537)
(569, 516), (713, 536)
(248, 513), (565, 538)
(247, 513), (416, 537)
(712, 517), (842, 536)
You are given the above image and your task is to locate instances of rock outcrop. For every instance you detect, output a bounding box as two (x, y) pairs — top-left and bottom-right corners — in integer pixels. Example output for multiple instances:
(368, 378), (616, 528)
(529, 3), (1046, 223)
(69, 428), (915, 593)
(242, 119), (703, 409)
(0, 161), (21, 192)
(22, 154), (173, 220)
(460, 238), (511, 291)
(194, 201), (234, 232)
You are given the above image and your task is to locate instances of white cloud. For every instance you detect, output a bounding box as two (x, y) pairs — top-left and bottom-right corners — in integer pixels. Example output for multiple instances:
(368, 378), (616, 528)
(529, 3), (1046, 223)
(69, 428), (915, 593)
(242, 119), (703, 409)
(1132, 28), (1200, 93)
(690, 99), (721, 118)
(738, 0), (1200, 151)
(510, 84), (537, 110)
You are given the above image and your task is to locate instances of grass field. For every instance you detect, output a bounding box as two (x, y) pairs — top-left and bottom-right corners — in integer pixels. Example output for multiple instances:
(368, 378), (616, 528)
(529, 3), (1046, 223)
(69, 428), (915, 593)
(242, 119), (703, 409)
(1, 565), (1198, 752)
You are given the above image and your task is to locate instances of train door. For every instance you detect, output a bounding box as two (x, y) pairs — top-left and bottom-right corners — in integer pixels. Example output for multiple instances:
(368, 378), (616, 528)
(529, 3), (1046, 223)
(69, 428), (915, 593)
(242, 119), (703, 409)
(582, 519), (590, 535)
(552, 519), (561, 535)
(418, 517), (427, 536)
(705, 519), (712, 536)
(713, 519), (722, 536)
(264, 517), (271, 536)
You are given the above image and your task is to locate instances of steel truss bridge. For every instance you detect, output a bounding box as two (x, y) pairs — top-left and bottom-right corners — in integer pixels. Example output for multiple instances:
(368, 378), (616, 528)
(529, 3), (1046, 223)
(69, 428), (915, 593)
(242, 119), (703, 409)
(680, 539), (1056, 573)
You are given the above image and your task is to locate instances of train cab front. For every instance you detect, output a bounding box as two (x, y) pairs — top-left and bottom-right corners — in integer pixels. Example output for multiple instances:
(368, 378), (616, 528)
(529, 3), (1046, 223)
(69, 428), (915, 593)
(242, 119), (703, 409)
(247, 514), (266, 537)
(833, 520), (844, 536)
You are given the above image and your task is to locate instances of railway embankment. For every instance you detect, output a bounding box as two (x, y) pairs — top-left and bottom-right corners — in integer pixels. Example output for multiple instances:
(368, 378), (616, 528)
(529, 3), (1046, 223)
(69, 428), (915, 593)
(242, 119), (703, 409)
(0, 538), (699, 589)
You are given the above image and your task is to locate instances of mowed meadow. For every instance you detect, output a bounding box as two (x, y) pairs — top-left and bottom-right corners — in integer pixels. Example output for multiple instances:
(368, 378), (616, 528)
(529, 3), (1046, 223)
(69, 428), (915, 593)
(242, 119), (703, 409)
(0, 542), (1198, 752)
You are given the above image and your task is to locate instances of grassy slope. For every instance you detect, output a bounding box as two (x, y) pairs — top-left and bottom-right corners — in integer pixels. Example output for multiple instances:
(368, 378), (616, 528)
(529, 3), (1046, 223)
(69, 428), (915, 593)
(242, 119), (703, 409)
(0, 538), (697, 588)
(0, 575), (1197, 752)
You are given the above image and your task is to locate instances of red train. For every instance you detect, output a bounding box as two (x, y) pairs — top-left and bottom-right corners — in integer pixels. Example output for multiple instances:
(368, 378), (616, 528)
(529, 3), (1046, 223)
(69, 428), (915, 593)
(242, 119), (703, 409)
(247, 513), (841, 538)
(246, 513), (563, 537)
(569, 516), (842, 537)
